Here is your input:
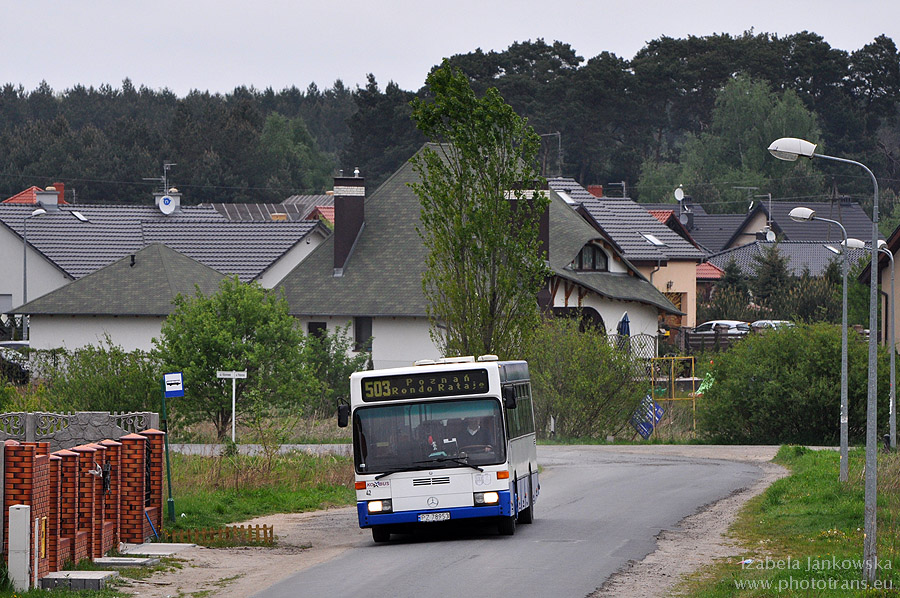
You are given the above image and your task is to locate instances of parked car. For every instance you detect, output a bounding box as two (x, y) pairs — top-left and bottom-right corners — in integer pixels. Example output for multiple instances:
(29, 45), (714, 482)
(692, 320), (750, 335)
(750, 319), (794, 331)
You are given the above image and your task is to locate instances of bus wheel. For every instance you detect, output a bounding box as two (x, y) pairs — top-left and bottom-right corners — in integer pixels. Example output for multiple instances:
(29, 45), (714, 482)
(498, 514), (516, 536)
(519, 469), (534, 524)
(372, 527), (391, 543)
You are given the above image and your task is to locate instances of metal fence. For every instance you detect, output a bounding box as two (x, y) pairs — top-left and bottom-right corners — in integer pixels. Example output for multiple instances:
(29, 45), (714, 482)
(0, 411), (160, 452)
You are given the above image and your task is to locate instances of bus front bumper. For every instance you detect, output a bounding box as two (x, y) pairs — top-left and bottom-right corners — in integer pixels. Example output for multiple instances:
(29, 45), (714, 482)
(357, 490), (513, 528)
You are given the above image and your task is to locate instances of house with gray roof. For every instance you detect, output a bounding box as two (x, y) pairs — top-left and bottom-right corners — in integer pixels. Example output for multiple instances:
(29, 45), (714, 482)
(707, 240), (869, 278)
(641, 197), (878, 255)
(275, 147), (679, 369)
(0, 189), (329, 330)
(18, 244), (225, 351)
(548, 178), (705, 328)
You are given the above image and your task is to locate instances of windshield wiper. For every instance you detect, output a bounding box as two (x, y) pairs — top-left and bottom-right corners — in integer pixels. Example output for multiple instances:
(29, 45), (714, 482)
(415, 456), (483, 472)
(375, 468), (408, 480)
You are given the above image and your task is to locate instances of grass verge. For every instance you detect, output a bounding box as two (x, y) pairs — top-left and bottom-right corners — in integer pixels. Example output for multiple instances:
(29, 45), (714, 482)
(166, 449), (355, 530)
(677, 446), (900, 596)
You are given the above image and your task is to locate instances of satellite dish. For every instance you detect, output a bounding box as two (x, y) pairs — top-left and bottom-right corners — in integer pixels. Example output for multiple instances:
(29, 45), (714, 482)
(159, 195), (176, 215)
(766, 230), (776, 242)
(679, 213), (690, 225)
(674, 187), (684, 202)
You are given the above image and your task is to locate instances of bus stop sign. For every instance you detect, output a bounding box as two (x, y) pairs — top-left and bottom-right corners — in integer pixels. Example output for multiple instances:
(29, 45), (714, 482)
(164, 372), (184, 398)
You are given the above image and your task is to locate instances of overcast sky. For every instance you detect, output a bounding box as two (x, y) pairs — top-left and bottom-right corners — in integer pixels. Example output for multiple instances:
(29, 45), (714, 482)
(2, 0), (898, 96)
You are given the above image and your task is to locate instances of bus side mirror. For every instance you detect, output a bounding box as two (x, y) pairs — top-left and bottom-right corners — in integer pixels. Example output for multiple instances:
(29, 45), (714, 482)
(502, 386), (517, 409)
(337, 401), (350, 428)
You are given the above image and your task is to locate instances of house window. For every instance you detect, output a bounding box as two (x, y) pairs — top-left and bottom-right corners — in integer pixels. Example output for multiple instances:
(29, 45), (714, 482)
(572, 245), (608, 271)
(307, 322), (327, 339)
(354, 317), (373, 352)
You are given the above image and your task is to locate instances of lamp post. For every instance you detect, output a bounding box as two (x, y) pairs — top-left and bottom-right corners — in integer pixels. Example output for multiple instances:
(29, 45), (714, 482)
(879, 241), (896, 451)
(21, 208), (47, 339)
(770, 137), (880, 583)
(790, 207), (850, 482)
(848, 236), (897, 452)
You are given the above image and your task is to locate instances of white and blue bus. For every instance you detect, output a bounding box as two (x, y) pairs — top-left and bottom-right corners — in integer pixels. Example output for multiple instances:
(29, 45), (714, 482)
(338, 355), (539, 542)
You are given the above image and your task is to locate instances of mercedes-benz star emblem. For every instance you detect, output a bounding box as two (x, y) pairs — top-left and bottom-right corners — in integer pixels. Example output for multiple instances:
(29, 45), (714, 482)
(427, 497), (439, 508)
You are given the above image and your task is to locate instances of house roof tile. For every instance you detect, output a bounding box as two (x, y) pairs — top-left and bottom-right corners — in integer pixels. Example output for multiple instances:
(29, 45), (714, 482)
(0, 203), (321, 284)
(2, 186), (44, 205)
(707, 240), (868, 277)
(696, 262), (724, 280)
(548, 178), (704, 263)
(18, 244), (224, 316)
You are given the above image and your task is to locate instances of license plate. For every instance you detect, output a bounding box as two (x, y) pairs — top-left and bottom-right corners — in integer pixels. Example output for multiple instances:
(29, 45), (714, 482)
(418, 512), (450, 522)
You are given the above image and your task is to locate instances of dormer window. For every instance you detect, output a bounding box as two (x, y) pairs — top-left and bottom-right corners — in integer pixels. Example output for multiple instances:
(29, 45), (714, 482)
(572, 244), (608, 272)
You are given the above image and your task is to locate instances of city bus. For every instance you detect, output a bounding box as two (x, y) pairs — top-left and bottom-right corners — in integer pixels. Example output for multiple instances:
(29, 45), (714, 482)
(338, 355), (539, 542)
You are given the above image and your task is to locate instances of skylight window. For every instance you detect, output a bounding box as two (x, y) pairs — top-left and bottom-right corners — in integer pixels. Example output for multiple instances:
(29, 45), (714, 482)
(641, 233), (666, 247)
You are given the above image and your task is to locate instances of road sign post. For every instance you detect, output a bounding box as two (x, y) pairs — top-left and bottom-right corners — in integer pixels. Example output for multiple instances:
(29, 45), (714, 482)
(162, 372), (184, 523)
(216, 370), (248, 443)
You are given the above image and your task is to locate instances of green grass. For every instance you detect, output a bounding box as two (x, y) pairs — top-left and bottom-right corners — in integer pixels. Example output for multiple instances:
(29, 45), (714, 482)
(676, 446), (900, 597)
(167, 450), (355, 530)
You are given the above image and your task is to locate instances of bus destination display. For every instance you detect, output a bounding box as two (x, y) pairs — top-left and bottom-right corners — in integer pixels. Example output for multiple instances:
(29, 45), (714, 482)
(361, 369), (489, 402)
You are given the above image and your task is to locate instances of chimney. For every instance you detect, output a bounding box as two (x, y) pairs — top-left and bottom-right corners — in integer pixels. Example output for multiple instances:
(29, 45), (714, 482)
(587, 185), (603, 198)
(509, 182), (550, 261)
(52, 182), (65, 204)
(36, 186), (60, 211)
(333, 175), (365, 276)
(154, 188), (182, 215)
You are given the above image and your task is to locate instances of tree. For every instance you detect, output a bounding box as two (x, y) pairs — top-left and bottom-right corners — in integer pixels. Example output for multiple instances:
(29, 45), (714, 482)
(636, 76), (824, 209)
(751, 243), (793, 304)
(340, 75), (424, 189)
(153, 277), (320, 439)
(258, 112), (334, 193)
(36, 339), (159, 412)
(410, 60), (550, 358)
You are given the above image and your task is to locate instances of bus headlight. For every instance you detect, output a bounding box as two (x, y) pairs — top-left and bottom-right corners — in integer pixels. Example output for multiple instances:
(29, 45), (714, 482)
(368, 499), (392, 513)
(473, 491), (499, 505)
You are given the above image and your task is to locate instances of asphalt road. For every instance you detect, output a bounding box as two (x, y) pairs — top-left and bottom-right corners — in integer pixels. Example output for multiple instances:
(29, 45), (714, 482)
(252, 445), (762, 598)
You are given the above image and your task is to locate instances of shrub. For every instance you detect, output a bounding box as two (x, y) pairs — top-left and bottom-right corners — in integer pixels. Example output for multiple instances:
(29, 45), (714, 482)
(525, 316), (647, 438)
(697, 322), (890, 444)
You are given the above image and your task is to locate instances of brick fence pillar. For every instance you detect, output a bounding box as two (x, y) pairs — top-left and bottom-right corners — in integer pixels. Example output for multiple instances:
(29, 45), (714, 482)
(47, 454), (61, 572)
(88, 444), (107, 559)
(140, 429), (166, 534)
(53, 449), (78, 568)
(99, 439), (122, 548)
(71, 445), (97, 563)
(118, 433), (147, 543)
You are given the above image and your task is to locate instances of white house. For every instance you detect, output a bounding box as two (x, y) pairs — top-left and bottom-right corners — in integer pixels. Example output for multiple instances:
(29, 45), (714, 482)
(275, 145), (680, 369)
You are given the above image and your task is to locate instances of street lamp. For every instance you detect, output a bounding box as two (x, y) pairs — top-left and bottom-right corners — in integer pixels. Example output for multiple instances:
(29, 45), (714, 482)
(878, 241), (896, 452)
(790, 207), (849, 482)
(848, 237), (897, 453)
(770, 137), (880, 583)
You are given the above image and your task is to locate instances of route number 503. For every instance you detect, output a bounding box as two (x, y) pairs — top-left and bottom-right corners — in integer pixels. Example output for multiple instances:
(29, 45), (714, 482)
(364, 380), (393, 398)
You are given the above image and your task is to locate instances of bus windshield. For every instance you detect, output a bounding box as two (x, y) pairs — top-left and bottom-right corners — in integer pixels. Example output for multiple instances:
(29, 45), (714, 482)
(353, 398), (505, 474)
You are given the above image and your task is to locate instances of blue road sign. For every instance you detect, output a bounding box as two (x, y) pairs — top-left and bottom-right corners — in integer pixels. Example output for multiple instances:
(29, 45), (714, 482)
(164, 372), (184, 398)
